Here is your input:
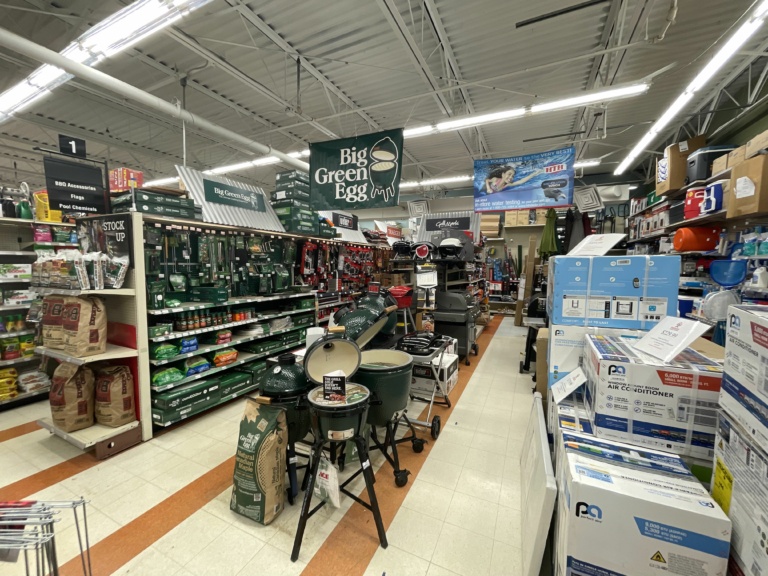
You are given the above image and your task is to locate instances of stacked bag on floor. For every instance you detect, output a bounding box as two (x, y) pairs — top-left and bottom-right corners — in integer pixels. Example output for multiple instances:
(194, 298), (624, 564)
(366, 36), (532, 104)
(49, 363), (135, 432)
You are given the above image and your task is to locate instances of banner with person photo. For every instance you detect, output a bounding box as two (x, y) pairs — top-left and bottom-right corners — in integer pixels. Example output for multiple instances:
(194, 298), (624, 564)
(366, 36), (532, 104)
(473, 146), (575, 212)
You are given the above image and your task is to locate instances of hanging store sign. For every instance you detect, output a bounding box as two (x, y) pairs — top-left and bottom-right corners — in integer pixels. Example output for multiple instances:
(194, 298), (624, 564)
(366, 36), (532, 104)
(203, 179), (266, 212)
(425, 216), (471, 231)
(473, 146), (575, 212)
(386, 225), (402, 239)
(310, 128), (403, 210)
(332, 212), (358, 230)
(43, 156), (109, 215)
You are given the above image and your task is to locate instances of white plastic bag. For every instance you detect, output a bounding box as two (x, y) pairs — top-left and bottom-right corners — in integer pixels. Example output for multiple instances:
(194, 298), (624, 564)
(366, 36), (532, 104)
(313, 456), (340, 508)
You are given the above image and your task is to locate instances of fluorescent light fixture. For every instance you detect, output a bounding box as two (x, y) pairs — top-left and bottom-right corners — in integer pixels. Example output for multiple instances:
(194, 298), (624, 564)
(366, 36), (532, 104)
(400, 175), (472, 189)
(203, 161), (255, 175)
(403, 125), (436, 138)
(615, 3), (768, 175)
(252, 156), (281, 167)
(573, 159), (601, 168)
(530, 83), (649, 114)
(144, 176), (180, 187)
(287, 149), (310, 158)
(0, 0), (210, 121)
(403, 83), (648, 139)
(629, 185), (639, 190)
(437, 108), (526, 132)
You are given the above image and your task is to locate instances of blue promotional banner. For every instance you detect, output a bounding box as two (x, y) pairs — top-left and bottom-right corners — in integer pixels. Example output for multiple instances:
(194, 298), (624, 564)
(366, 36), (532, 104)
(473, 146), (575, 212)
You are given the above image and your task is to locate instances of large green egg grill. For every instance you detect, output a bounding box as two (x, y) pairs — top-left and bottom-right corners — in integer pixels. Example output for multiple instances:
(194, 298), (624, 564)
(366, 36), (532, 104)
(258, 353), (312, 445)
(356, 290), (398, 335)
(354, 349), (413, 427)
(334, 304), (398, 348)
(303, 332), (369, 441)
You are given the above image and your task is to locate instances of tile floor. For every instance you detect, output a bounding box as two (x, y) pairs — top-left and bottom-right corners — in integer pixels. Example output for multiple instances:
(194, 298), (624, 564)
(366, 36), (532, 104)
(0, 318), (534, 575)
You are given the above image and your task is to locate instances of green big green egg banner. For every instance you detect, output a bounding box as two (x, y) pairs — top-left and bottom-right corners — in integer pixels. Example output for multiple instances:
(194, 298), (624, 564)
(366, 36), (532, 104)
(310, 128), (403, 210)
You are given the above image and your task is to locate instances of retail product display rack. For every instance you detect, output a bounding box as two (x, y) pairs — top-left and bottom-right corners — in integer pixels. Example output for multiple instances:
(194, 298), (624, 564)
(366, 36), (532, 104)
(33, 213), (144, 458)
(0, 217), (61, 410)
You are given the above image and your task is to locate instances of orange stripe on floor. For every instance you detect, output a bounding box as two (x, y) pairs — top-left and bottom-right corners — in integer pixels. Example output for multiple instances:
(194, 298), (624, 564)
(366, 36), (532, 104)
(0, 421), (41, 443)
(59, 457), (235, 576)
(0, 452), (99, 502)
(301, 317), (501, 576)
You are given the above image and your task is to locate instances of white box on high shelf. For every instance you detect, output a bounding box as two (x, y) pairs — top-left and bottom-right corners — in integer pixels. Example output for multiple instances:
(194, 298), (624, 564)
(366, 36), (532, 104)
(555, 434), (731, 576)
(720, 305), (768, 447)
(583, 335), (722, 460)
(712, 410), (768, 576)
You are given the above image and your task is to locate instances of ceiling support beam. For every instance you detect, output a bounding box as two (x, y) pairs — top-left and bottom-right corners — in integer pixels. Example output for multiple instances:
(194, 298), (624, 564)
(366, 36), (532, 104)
(376, 0), (476, 159)
(0, 26), (310, 171)
(225, 0), (434, 178)
(422, 0), (489, 156)
(166, 27), (337, 139)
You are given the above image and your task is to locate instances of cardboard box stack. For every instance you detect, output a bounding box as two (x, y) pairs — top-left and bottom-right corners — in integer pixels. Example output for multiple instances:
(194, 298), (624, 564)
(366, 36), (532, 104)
(271, 170), (318, 235)
(547, 255), (681, 329)
(553, 428), (730, 576)
(479, 213), (501, 238)
(710, 305), (768, 576)
(656, 135), (706, 195)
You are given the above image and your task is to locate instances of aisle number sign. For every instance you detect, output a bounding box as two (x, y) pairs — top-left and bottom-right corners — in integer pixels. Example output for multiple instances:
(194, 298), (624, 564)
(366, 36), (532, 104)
(203, 179), (266, 212)
(310, 128), (403, 210)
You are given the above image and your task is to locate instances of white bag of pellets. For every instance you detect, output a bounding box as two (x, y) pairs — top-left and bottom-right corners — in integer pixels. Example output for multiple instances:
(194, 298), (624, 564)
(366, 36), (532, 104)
(230, 398), (287, 525)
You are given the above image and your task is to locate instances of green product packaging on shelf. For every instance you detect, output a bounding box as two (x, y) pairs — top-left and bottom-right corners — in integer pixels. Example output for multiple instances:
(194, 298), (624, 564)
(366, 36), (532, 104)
(113, 191), (196, 208)
(269, 198), (310, 210)
(148, 323), (173, 338)
(18, 334), (34, 358)
(151, 366), (185, 386)
(165, 299), (182, 307)
(189, 286), (229, 303)
(150, 342), (179, 360)
(183, 356), (211, 376)
(113, 202), (199, 219)
(218, 372), (252, 396)
(152, 395), (218, 425)
(272, 189), (310, 202)
(147, 280), (166, 310)
(297, 298), (315, 310)
(0, 264), (32, 280)
(274, 179), (310, 194)
(168, 274), (187, 292)
(151, 377), (221, 410)
(275, 170), (309, 184)
(0, 337), (20, 360)
(233, 360), (268, 383)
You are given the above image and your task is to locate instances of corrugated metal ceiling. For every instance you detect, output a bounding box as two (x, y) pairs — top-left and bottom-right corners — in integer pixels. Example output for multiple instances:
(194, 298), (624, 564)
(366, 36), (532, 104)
(0, 0), (764, 192)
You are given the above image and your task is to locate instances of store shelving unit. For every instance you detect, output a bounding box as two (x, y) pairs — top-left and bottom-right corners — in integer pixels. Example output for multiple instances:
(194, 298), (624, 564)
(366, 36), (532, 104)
(37, 419), (141, 458)
(35, 343), (139, 365)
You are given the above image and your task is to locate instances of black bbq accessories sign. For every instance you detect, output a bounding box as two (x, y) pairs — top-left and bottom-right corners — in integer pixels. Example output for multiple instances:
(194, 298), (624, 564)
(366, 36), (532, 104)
(43, 156), (109, 215)
(426, 216), (471, 231)
(332, 212), (358, 230)
(310, 128), (403, 210)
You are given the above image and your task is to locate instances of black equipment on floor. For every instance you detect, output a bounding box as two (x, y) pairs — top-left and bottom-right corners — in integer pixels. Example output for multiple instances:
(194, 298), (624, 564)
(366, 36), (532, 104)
(432, 290), (480, 366)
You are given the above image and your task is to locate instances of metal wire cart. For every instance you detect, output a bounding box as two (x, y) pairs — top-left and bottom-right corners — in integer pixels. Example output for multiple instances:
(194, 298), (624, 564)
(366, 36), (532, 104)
(0, 498), (92, 576)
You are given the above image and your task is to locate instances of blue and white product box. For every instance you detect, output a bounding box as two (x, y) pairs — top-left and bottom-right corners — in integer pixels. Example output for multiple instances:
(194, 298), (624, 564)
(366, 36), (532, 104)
(554, 431), (730, 576)
(712, 411), (768, 576)
(720, 305), (768, 447)
(583, 335), (722, 460)
(547, 255), (680, 328)
(547, 325), (645, 386)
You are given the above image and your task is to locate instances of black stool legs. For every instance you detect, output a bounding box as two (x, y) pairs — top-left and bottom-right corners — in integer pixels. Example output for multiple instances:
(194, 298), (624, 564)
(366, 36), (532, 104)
(290, 435), (387, 562)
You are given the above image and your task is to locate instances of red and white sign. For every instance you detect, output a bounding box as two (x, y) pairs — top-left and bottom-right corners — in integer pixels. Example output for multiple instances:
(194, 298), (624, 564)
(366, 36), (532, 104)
(386, 225), (402, 239)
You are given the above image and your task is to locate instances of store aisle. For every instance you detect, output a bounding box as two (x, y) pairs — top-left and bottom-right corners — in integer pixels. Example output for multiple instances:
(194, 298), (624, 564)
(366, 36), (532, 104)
(361, 318), (531, 576)
(0, 317), (532, 576)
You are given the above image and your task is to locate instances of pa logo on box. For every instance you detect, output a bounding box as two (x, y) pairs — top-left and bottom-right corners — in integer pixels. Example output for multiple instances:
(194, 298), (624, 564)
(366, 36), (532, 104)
(575, 502), (603, 521)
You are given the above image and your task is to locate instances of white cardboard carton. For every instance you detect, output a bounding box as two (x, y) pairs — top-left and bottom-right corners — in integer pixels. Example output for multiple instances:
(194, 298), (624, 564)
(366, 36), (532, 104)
(410, 353), (458, 396)
(584, 335), (722, 459)
(712, 411), (768, 576)
(720, 305), (768, 447)
(555, 434), (731, 576)
(547, 324), (645, 387)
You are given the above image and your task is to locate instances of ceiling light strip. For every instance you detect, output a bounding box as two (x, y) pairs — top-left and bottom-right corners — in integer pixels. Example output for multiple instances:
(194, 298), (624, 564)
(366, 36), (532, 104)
(614, 2), (768, 175)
